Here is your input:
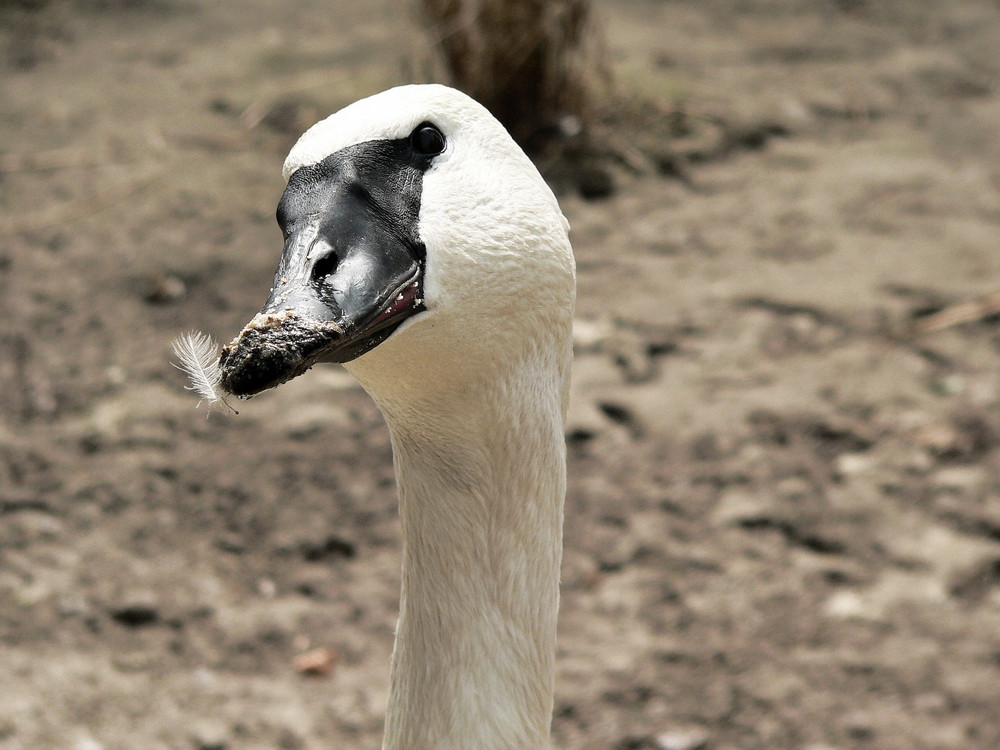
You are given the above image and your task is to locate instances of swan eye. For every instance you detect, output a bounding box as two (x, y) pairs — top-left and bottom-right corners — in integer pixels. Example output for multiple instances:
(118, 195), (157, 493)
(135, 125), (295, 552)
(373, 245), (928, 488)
(410, 123), (446, 156)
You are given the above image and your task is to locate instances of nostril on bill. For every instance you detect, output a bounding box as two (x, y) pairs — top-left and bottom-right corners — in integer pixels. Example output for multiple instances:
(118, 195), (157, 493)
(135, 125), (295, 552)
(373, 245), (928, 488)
(311, 253), (339, 283)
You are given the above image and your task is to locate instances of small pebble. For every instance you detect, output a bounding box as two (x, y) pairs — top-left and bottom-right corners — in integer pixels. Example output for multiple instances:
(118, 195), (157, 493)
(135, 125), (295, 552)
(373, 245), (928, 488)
(191, 718), (229, 750)
(293, 646), (339, 677)
(711, 489), (775, 527)
(835, 452), (873, 476)
(144, 271), (186, 304)
(656, 728), (709, 750)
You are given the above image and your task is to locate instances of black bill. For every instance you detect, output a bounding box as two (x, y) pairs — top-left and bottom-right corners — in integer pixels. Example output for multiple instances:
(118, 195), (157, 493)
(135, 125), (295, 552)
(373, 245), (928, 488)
(219, 133), (438, 397)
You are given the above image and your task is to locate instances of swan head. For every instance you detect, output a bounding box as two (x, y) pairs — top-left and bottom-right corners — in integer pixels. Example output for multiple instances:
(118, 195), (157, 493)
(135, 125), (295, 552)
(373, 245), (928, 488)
(219, 84), (575, 401)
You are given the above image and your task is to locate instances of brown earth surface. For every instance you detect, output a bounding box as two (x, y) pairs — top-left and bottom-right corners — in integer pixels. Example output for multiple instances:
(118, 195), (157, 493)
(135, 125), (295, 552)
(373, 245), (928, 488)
(2, 1), (1000, 749)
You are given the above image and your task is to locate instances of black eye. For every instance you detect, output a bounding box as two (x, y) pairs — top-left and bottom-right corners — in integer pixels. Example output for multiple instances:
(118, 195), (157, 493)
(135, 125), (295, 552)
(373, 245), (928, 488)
(410, 122), (446, 156)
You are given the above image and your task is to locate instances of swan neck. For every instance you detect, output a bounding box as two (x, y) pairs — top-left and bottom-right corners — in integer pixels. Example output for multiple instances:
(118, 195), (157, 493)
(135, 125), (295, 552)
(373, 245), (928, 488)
(379, 371), (566, 750)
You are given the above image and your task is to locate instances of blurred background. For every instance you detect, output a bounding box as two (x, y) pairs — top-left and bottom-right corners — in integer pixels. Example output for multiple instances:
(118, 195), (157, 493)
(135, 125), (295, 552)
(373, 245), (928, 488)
(2, 1), (1000, 748)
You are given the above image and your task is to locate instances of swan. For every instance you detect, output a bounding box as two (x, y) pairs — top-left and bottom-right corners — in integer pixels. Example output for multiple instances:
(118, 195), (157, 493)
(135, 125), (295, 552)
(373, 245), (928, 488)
(183, 84), (576, 750)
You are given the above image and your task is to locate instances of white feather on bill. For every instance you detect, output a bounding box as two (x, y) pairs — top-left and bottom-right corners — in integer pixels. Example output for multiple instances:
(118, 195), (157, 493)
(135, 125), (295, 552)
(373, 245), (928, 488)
(171, 331), (235, 413)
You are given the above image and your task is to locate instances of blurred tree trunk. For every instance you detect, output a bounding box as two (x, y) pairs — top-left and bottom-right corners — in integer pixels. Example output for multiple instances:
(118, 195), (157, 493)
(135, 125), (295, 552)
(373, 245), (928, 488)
(419, 0), (606, 155)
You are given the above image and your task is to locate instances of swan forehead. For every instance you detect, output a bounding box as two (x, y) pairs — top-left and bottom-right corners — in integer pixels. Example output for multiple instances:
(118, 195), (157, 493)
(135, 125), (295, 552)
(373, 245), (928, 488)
(283, 84), (495, 180)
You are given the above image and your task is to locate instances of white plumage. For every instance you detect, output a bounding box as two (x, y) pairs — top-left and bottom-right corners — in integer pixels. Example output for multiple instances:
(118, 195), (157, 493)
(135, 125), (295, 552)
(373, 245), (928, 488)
(179, 84), (575, 750)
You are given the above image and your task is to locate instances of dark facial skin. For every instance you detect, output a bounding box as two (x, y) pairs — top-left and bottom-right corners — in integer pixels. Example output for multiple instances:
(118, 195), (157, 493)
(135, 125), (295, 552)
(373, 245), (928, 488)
(220, 124), (447, 397)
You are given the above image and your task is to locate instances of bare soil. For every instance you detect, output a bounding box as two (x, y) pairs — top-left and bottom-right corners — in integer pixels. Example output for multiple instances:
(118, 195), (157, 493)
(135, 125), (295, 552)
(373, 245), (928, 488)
(2, 2), (1000, 749)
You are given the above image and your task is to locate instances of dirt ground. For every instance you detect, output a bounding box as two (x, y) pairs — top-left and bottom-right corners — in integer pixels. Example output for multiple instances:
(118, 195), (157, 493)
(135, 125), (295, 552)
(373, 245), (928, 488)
(2, 1), (1000, 748)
